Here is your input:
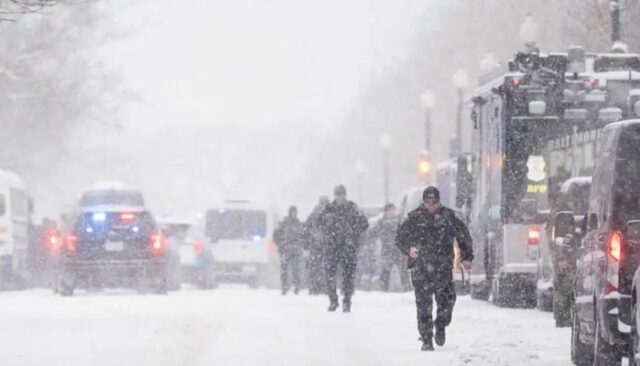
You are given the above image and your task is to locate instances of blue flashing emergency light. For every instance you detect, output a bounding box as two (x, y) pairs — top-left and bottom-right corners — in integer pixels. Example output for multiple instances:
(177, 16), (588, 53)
(92, 212), (107, 222)
(86, 227), (94, 233)
(252, 235), (262, 242)
(132, 226), (140, 233)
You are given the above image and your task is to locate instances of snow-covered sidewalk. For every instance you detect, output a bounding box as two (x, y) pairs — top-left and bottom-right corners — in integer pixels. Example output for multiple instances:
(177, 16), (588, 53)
(0, 287), (571, 366)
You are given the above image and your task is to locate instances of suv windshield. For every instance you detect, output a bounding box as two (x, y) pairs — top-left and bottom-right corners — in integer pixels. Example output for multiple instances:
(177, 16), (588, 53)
(205, 209), (266, 241)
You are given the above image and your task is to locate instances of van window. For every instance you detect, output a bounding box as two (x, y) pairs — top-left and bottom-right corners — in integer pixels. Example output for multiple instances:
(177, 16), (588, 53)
(10, 188), (27, 217)
(612, 127), (640, 226)
(0, 194), (5, 216)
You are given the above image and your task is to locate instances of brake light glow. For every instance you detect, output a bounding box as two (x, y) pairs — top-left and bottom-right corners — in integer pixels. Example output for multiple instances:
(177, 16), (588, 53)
(267, 240), (276, 253)
(193, 240), (204, 255)
(46, 230), (62, 250)
(119, 213), (136, 223)
(65, 235), (77, 252)
(149, 233), (165, 254)
(527, 228), (541, 245)
(609, 231), (623, 262)
(512, 78), (521, 87)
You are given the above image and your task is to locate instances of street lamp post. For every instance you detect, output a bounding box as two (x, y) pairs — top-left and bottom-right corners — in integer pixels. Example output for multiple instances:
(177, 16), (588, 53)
(420, 90), (436, 153)
(452, 68), (469, 158)
(379, 133), (392, 204)
(355, 159), (365, 205)
(611, 0), (621, 43)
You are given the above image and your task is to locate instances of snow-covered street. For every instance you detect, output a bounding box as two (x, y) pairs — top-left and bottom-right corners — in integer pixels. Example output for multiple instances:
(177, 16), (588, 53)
(0, 287), (571, 366)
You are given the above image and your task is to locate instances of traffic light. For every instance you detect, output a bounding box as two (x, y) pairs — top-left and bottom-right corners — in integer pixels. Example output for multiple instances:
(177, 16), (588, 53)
(417, 151), (431, 177)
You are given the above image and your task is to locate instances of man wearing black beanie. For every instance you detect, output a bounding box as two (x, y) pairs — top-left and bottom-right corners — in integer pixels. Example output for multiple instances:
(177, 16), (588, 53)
(396, 185), (474, 351)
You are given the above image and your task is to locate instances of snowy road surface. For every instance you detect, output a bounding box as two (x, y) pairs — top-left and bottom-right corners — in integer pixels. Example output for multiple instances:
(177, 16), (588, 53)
(0, 287), (573, 366)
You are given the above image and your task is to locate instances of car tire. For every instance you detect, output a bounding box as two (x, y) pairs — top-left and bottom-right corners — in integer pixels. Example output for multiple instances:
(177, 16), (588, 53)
(153, 276), (168, 295)
(60, 283), (75, 297)
(630, 301), (640, 366)
(571, 305), (593, 366)
(594, 316), (621, 366)
(248, 276), (259, 289)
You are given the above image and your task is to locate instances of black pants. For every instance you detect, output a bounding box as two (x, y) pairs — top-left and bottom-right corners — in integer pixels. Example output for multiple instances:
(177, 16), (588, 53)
(411, 267), (456, 339)
(325, 244), (358, 303)
(280, 252), (301, 291)
(380, 256), (411, 291)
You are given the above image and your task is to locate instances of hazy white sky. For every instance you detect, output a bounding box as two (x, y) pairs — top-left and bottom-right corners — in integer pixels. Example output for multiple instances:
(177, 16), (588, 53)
(36, 0), (438, 217)
(107, 0), (429, 130)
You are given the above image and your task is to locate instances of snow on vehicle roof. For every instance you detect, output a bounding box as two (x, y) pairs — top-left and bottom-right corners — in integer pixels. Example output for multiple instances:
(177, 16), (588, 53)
(560, 177), (592, 194)
(603, 118), (640, 133)
(156, 217), (193, 226)
(84, 181), (135, 192)
(597, 70), (640, 81)
(79, 204), (145, 214)
(0, 169), (25, 189)
(209, 200), (271, 212)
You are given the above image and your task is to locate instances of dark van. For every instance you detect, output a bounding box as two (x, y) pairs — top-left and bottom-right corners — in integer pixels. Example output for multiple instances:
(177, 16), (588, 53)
(571, 119), (640, 365)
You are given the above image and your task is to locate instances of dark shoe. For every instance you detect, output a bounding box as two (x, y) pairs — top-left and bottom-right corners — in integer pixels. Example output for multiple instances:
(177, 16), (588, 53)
(328, 301), (339, 312)
(421, 337), (434, 351)
(281, 288), (289, 296)
(435, 327), (446, 347)
(293, 288), (300, 295)
(342, 299), (351, 313)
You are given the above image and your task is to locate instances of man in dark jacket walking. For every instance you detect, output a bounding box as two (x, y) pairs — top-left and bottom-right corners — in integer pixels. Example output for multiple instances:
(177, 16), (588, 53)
(273, 206), (304, 295)
(370, 203), (410, 291)
(319, 185), (369, 312)
(303, 195), (330, 295)
(396, 186), (473, 351)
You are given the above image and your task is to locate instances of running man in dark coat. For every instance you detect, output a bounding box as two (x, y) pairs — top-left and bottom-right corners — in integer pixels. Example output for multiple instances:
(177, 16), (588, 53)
(396, 186), (473, 351)
(319, 185), (369, 312)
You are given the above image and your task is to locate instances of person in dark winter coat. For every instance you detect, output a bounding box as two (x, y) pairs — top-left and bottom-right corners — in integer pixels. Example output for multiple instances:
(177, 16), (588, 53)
(369, 203), (410, 292)
(396, 186), (473, 351)
(273, 206), (304, 295)
(303, 195), (330, 295)
(319, 185), (369, 312)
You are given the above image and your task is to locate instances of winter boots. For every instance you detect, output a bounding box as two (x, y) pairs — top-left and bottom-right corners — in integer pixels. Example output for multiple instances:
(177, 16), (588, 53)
(328, 301), (339, 312)
(342, 298), (351, 313)
(421, 337), (434, 351)
(435, 326), (446, 347)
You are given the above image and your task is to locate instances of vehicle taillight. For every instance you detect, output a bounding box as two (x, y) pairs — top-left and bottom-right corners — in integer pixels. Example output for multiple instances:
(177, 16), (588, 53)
(606, 231), (623, 293)
(267, 240), (276, 253)
(149, 233), (165, 255)
(193, 240), (204, 255)
(527, 228), (541, 245)
(65, 235), (77, 252)
(609, 231), (623, 262)
(45, 230), (62, 250)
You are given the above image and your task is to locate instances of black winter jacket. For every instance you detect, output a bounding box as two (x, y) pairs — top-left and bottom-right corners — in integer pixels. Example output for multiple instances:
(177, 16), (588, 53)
(396, 205), (473, 270)
(318, 201), (369, 247)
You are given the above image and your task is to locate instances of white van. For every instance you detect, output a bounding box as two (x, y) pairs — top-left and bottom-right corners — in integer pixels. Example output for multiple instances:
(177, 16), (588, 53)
(0, 169), (30, 280)
(205, 201), (277, 288)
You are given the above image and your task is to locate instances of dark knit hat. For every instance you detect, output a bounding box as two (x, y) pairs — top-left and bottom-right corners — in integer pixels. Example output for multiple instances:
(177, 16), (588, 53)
(423, 186), (440, 203)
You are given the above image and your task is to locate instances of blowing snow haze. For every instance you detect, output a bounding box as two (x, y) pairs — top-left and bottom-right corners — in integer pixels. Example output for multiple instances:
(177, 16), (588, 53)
(25, 0), (445, 217)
